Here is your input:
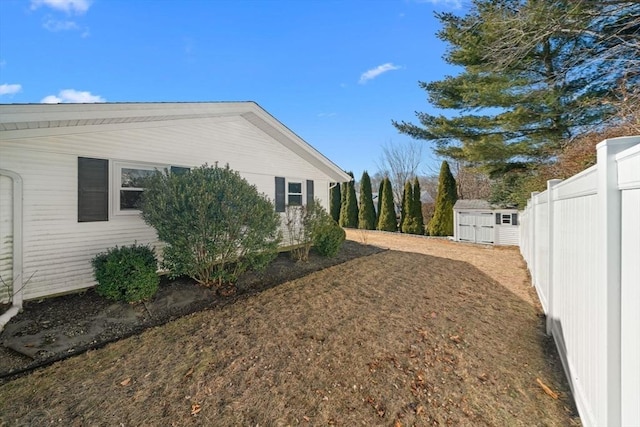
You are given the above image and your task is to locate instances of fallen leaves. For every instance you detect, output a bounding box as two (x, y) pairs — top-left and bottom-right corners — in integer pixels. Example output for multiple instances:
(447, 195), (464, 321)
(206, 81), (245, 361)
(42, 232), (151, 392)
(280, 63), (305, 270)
(536, 378), (559, 399)
(190, 403), (201, 416)
(120, 377), (131, 387)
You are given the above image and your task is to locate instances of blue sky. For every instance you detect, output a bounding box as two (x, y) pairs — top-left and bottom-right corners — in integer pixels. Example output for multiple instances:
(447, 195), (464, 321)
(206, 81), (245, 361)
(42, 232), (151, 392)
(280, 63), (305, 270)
(0, 0), (465, 179)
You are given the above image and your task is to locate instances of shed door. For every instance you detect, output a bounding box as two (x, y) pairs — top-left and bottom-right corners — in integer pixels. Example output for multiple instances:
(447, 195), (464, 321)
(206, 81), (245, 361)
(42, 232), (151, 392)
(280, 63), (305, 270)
(458, 212), (494, 244)
(0, 175), (12, 303)
(475, 213), (495, 244)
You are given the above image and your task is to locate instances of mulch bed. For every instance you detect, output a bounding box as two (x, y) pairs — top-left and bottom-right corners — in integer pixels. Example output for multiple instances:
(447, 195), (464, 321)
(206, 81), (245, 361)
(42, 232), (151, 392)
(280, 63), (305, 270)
(0, 241), (382, 379)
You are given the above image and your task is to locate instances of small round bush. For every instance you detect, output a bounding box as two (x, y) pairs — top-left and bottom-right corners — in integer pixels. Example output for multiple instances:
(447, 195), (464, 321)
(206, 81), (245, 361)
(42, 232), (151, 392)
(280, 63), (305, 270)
(91, 243), (159, 303)
(313, 221), (346, 258)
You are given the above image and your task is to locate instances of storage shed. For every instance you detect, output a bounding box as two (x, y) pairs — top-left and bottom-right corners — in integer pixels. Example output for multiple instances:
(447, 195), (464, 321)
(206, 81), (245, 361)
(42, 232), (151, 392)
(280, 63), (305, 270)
(453, 199), (520, 246)
(0, 102), (351, 306)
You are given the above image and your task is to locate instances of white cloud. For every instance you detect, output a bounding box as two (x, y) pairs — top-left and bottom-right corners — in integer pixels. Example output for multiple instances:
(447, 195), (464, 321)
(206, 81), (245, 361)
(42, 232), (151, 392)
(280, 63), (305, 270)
(317, 112), (337, 118)
(359, 63), (402, 84)
(414, 0), (462, 9)
(31, 0), (92, 14)
(0, 84), (22, 96)
(41, 89), (105, 103)
(43, 19), (80, 31)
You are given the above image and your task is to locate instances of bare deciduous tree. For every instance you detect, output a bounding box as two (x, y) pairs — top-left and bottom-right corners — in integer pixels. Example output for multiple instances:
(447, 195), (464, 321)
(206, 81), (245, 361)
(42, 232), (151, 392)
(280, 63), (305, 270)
(449, 161), (492, 201)
(376, 140), (423, 208)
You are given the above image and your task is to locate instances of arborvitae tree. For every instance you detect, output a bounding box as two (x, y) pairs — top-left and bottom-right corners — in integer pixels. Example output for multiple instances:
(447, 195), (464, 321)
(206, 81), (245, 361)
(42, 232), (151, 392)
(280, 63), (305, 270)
(377, 177), (398, 232)
(428, 161), (458, 236)
(376, 179), (384, 225)
(412, 177), (425, 235)
(339, 180), (348, 227)
(341, 172), (358, 228)
(358, 171), (376, 230)
(400, 180), (413, 233)
(330, 183), (341, 223)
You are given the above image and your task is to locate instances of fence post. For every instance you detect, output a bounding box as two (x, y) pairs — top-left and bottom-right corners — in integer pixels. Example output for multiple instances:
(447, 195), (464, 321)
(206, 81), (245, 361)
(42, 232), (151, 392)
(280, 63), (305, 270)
(529, 192), (539, 287)
(596, 137), (637, 427)
(545, 180), (562, 335)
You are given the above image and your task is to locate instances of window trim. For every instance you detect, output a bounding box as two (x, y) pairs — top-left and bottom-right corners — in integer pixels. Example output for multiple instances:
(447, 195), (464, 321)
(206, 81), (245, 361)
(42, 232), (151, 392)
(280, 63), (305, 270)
(113, 161), (167, 215)
(275, 177), (315, 212)
(287, 181), (303, 206)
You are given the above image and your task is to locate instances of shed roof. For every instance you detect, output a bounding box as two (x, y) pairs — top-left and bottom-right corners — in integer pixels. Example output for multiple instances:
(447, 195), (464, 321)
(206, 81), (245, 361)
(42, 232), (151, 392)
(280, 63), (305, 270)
(454, 199), (492, 210)
(454, 199), (519, 211)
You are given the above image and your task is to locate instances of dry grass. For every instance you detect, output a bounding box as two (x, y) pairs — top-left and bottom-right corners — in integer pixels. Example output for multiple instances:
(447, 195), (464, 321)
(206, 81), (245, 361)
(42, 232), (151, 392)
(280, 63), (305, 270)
(0, 232), (579, 426)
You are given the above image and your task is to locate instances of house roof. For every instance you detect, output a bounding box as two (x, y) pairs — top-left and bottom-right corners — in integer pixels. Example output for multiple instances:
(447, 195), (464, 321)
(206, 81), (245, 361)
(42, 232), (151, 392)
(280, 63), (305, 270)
(0, 102), (352, 183)
(454, 199), (518, 210)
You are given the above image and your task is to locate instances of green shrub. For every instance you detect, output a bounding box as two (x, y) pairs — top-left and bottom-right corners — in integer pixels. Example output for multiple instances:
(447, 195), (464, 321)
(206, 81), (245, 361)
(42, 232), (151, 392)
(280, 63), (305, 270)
(91, 243), (159, 303)
(377, 177), (398, 231)
(313, 220), (346, 257)
(285, 200), (342, 261)
(428, 161), (458, 236)
(141, 164), (281, 288)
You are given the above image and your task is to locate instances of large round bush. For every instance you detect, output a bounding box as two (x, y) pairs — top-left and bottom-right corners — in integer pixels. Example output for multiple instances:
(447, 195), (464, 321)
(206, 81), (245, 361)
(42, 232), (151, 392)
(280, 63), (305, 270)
(141, 164), (281, 288)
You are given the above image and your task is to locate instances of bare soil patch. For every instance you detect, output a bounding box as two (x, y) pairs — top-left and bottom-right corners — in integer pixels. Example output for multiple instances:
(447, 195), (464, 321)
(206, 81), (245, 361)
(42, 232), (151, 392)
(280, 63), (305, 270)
(0, 232), (579, 426)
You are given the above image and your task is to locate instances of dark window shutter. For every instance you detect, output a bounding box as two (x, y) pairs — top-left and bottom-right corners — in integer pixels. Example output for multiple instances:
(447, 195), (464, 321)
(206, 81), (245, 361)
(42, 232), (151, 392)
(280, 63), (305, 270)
(306, 180), (314, 206)
(170, 166), (189, 175)
(495, 213), (501, 225)
(511, 212), (518, 226)
(78, 157), (109, 222)
(275, 177), (285, 212)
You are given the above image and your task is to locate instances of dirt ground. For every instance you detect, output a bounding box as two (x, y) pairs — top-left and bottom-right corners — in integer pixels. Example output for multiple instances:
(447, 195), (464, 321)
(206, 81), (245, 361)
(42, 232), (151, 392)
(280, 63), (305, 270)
(0, 240), (381, 376)
(0, 231), (580, 426)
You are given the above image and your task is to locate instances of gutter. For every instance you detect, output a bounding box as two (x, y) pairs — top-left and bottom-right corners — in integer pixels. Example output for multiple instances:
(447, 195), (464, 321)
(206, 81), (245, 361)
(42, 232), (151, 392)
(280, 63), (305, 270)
(0, 169), (23, 332)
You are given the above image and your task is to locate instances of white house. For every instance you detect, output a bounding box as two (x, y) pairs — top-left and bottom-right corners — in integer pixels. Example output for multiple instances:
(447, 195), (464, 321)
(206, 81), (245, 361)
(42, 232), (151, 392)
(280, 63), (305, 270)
(453, 199), (519, 245)
(0, 102), (351, 308)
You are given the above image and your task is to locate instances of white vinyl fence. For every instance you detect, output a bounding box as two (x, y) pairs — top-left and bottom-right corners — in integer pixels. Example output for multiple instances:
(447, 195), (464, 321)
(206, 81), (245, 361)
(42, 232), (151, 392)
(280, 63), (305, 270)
(520, 136), (640, 427)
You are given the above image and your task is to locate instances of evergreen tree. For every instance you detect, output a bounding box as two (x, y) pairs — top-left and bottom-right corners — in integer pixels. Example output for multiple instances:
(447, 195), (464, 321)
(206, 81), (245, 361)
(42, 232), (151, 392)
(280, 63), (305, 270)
(377, 177), (398, 232)
(330, 183), (341, 223)
(341, 172), (358, 228)
(393, 1), (639, 206)
(376, 179), (384, 225)
(428, 161), (457, 236)
(358, 171), (376, 230)
(339, 180), (348, 227)
(412, 177), (425, 235)
(400, 180), (413, 233)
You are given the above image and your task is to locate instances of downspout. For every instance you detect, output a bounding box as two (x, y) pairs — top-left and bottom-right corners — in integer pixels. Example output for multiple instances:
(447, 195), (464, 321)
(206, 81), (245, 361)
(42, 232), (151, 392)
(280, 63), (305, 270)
(0, 169), (23, 332)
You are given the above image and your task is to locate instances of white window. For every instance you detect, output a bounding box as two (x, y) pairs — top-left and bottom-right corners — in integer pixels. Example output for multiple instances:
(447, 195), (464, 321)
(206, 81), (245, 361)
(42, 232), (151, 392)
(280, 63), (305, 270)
(501, 214), (512, 224)
(287, 181), (303, 206)
(114, 162), (167, 214)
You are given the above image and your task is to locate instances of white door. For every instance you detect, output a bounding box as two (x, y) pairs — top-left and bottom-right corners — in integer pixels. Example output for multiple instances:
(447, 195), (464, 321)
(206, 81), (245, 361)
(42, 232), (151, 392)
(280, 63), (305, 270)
(0, 174), (13, 303)
(457, 211), (494, 244)
(475, 213), (495, 244)
(458, 212), (476, 241)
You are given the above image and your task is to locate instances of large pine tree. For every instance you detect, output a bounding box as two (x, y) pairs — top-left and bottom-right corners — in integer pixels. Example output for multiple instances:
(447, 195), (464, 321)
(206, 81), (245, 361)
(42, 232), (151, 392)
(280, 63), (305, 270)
(377, 177), (398, 232)
(393, 0), (640, 206)
(358, 171), (376, 230)
(428, 161), (457, 236)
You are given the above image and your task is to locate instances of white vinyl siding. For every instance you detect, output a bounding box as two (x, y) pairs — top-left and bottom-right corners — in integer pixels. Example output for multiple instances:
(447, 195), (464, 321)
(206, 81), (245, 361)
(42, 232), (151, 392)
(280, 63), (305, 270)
(454, 207), (520, 246)
(0, 108), (341, 301)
